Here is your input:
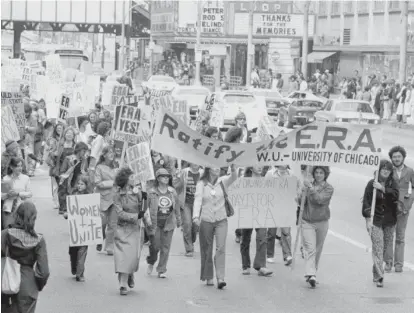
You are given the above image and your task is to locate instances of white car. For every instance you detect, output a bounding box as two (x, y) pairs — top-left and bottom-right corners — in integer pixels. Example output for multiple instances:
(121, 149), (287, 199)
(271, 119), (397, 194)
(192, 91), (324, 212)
(171, 86), (210, 121)
(142, 75), (178, 92)
(284, 91), (328, 105)
(315, 99), (381, 124)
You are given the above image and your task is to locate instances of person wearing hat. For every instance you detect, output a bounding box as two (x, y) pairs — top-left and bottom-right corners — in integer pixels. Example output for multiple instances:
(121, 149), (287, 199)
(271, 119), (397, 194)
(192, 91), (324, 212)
(301, 166), (334, 288)
(362, 159), (399, 287)
(146, 168), (181, 279)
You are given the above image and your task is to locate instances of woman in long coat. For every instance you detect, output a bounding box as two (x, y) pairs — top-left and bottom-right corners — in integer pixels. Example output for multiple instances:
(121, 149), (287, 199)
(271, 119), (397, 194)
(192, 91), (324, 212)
(113, 167), (150, 296)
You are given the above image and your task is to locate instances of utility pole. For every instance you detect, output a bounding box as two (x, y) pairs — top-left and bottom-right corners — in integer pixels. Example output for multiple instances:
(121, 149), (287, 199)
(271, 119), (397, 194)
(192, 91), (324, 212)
(125, 0), (133, 69)
(399, 0), (408, 83)
(101, 34), (105, 69)
(246, 2), (254, 88)
(120, 0), (126, 71)
(301, 0), (310, 79)
(148, 1), (153, 76)
(195, 0), (203, 85)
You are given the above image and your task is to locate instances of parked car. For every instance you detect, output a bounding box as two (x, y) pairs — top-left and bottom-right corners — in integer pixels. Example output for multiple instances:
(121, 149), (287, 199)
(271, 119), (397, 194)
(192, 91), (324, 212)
(284, 91), (328, 105)
(171, 85), (210, 121)
(278, 98), (325, 128)
(209, 90), (267, 130)
(249, 88), (289, 121)
(141, 75), (178, 92)
(315, 99), (380, 124)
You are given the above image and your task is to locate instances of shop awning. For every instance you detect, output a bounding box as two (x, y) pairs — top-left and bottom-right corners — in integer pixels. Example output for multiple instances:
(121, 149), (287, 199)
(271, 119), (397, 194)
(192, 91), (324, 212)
(167, 36), (270, 45)
(306, 51), (337, 63)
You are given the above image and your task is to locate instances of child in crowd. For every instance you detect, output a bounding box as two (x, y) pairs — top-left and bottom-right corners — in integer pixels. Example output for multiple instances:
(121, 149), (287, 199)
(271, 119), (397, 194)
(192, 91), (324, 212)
(64, 175), (90, 282)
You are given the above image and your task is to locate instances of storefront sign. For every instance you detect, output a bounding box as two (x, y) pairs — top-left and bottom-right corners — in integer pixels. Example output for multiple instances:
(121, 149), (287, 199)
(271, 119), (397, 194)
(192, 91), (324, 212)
(151, 0), (176, 34)
(233, 1), (291, 13)
(201, 6), (224, 34)
(178, 1), (224, 35)
(233, 13), (315, 37)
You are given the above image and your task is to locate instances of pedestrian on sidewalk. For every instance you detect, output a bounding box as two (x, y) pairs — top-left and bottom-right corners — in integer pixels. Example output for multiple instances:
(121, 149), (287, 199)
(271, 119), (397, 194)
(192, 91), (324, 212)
(94, 146), (117, 255)
(193, 165), (238, 289)
(362, 160), (399, 287)
(301, 166), (334, 288)
(173, 163), (203, 257)
(146, 169), (181, 278)
(384, 146), (414, 273)
(1, 201), (50, 313)
(66, 175), (91, 282)
(240, 166), (273, 277)
(113, 167), (146, 296)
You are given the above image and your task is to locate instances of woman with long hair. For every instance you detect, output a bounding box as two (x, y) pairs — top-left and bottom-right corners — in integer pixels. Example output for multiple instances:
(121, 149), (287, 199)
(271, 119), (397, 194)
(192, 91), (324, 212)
(1, 201), (50, 313)
(113, 167), (147, 296)
(362, 160), (399, 287)
(193, 164), (238, 289)
(89, 121), (111, 184)
(240, 166), (273, 276)
(146, 168), (181, 278)
(301, 166), (334, 288)
(95, 146), (117, 255)
(1, 157), (32, 229)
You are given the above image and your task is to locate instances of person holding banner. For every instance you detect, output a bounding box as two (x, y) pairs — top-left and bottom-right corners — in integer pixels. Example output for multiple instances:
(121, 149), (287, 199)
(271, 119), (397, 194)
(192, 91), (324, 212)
(362, 160), (399, 287)
(301, 166), (334, 288)
(173, 164), (203, 257)
(146, 168), (181, 278)
(95, 146), (117, 255)
(113, 167), (146, 296)
(193, 164), (238, 289)
(240, 166), (273, 277)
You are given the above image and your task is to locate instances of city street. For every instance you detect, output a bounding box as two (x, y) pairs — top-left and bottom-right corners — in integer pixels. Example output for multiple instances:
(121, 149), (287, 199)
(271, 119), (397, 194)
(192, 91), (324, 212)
(31, 125), (414, 313)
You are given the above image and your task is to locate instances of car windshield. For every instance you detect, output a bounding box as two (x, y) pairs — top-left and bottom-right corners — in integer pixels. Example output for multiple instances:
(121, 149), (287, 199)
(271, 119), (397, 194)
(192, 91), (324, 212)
(177, 89), (209, 96)
(295, 100), (323, 108)
(150, 76), (175, 83)
(252, 90), (282, 98)
(335, 102), (373, 113)
(223, 94), (255, 104)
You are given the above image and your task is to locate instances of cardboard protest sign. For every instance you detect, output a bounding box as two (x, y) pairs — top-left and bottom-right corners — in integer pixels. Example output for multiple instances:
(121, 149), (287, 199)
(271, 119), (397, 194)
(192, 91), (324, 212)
(21, 67), (33, 84)
(66, 193), (103, 247)
(86, 75), (100, 101)
(257, 115), (281, 140)
(142, 84), (174, 106)
(58, 94), (70, 123)
(1, 92), (25, 137)
(243, 101), (268, 130)
(151, 108), (383, 169)
(1, 105), (20, 147)
(194, 94), (216, 132)
(45, 54), (64, 83)
(113, 105), (146, 144)
(228, 177), (298, 228)
(126, 142), (155, 183)
(150, 95), (189, 125)
(1, 66), (22, 92)
(45, 84), (62, 119)
(31, 75), (49, 101)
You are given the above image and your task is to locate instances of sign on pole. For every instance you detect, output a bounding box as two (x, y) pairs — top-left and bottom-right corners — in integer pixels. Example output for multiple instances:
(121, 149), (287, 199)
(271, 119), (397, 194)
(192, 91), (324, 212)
(126, 142), (155, 184)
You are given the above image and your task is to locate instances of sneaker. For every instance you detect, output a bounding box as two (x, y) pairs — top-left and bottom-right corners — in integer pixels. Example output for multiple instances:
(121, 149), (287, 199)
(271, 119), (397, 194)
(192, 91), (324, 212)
(147, 264), (154, 275)
(395, 267), (403, 273)
(267, 258), (275, 264)
(71, 268), (76, 276)
(76, 276), (85, 282)
(308, 276), (316, 288)
(376, 278), (384, 288)
(217, 279), (227, 290)
(235, 236), (241, 243)
(258, 268), (273, 277)
(384, 263), (392, 273)
(185, 252), (194, 257)
(242, 268), (250, 275)
(284, 256), (293, 266)
(120, 287), (128, 296)
(206, 279), (214, 286)
(158, 272), (167, 279)
(128, 275), (135, 288)
(63, 213), (68, 220)
(96, 244), (102, 252)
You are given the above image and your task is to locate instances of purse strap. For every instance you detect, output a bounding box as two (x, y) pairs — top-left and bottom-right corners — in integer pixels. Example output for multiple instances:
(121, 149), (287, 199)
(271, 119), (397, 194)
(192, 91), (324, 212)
(219, 181), (229, 201)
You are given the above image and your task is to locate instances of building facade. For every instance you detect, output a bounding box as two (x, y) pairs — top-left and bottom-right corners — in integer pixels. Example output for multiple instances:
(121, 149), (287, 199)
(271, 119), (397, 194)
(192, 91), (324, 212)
(312, 0), (414, 83)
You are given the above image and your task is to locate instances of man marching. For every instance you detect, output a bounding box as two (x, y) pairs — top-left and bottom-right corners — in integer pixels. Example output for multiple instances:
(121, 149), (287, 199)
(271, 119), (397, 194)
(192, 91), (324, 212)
(385, 146), (414, 272)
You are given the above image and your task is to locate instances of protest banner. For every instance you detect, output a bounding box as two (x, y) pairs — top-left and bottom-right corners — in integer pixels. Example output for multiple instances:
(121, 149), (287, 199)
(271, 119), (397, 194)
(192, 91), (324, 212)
(66, 193), (103, 247)
(45, 54), (64, 83)
(1, 92), (25, 137)
(194, 93), (216, 132)
(21, 67), (33, 84)
(243, 101), (268, 130)
(45, 84), (62, 119)
(142, 84), (174, 106)
(1, 66), (22, 92)
(58, 94), (71, 123)
(1, 105), (20, 147)
(151, 108), (383, 169)
(126, 142), (155, 183)
(228, 177), (298, 228)
(113, 104), (148, 144)
(257, 115), (282, 140)
(31, 75), (49, 101)
(150, 95), (189, 125)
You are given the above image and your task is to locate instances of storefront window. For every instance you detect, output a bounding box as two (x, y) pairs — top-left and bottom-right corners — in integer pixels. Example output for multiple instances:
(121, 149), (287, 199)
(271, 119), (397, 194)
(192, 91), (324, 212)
(319, 1), (327, 15)
(331, 1), (341, 15)
(373, 0), (385, 12)
(254, 44), (268, 70)
(358, 1), (369, 13)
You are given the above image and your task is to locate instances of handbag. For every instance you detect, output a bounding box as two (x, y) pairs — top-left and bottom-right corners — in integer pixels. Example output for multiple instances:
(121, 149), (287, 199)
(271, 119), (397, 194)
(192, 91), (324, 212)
(1, 242), (21, 295)
(219, 181), (234, 217)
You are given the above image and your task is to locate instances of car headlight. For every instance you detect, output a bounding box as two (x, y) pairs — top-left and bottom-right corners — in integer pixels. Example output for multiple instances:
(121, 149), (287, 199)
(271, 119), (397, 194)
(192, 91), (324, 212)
(374, 120), (379, 124)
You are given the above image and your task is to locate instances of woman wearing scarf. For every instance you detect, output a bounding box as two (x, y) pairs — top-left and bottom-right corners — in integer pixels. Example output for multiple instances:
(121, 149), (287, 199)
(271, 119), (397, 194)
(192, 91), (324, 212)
(1, 157), (32, 229)
(1, 201), (50, 313)
(362, 160), (399, 287)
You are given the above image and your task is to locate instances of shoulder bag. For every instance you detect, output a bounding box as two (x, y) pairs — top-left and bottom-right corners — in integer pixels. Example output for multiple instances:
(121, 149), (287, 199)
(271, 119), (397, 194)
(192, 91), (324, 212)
(1, 237), (21, 295)
(219, 181), (234, 217)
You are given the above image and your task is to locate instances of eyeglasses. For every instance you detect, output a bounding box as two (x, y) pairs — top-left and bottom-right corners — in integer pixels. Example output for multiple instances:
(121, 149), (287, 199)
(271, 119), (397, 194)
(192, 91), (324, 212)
(237, 118), (246, 121)
(158, 175), (170, 179)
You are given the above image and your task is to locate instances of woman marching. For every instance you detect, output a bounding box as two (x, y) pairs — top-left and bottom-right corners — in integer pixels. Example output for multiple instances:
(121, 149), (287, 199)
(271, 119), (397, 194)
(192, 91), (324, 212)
(362, 160), (399, 287)
(146, 169), (181, 278)
(193, 164), (238, 289)
(95, 146), (118, 255)
(301, 166), (334, 288)
(113, 168), (148, 296)
(240, 166), (273, 277)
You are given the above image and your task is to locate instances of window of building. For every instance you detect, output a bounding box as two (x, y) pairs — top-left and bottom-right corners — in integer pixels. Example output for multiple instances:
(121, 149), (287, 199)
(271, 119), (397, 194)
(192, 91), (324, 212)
(358, 1), (369, 13)
(389, 1), (400, 10)
(343, 1), (353, 14)
(319, 1), (327, 15)
(331, 1), (341, 14)
(373, 0), (384, 12)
